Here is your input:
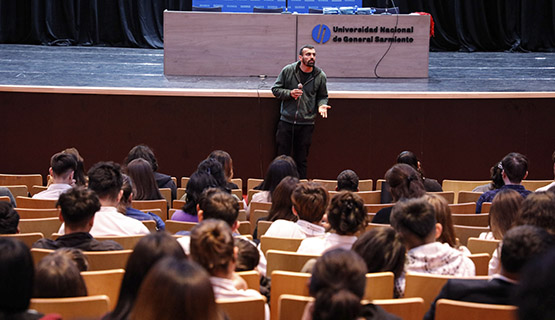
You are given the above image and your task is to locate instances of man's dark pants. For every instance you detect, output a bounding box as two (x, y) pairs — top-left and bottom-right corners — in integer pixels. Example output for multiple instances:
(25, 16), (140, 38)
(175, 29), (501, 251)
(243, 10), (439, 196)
(276, 120), (314, 179)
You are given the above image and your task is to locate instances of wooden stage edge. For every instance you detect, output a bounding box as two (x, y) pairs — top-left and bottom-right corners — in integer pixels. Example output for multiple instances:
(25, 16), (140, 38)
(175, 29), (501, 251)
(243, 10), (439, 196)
(1, 85), (554, 99)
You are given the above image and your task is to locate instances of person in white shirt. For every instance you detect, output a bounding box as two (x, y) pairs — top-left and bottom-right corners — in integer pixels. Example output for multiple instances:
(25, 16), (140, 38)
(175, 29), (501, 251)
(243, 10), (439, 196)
(297, 191), (366, 255)
(190, 219), (270, 320)
(536, 151), (555, 192)
(264, 182), (328, 239)
(391, 198), (476, 296)
(58, 162), (149, 237)
(33, 152), (77, 200)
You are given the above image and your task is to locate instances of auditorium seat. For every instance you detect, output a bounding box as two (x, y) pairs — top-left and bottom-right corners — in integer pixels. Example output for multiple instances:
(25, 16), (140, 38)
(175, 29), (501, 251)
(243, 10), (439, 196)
(32, 248), (133, 271)
(0, 173), (43, 191)
(457, 191), (483, 204)
(448, 202), (477, 214)
(329, 190), (381, 204)
(236, 270), (260, 291)
(454, 225), (490, 246)
(441, 180), (490, 203)
(521, 179), (554, 191)
(3, 185), (28, 198)
(467, 237), (500, 256)
(247, 178), (263, 191)
(30, 295), (110, 320)
(260, 236), (303, 255)
(364, 203), (394, 213)
(94, 235), (145, 250)
(266, 250), (318, 275)
(131, 199), (167, 221)
(429, 191), (455, 204)
(217, 296), (266, 320)
(30, 185), (47, 196)
(165, 220), (196, 234)
(469, 253), (490, 276)
(374, 297), (426, 320)
(257, 220), (272, 239)
(159, 188), (171, 206)
(15, 208), (59, 219)
(451, 213), (489, 227)
(16, 196), (57, 209)
(81, 269), (125, 310)
(435, 299), (517, 320)
(0, 232), (44, 248)
(18, 217), (61, 239)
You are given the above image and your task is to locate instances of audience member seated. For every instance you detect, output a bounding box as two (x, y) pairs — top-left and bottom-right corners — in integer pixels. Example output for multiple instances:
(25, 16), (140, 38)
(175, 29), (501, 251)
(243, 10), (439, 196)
(250, 155), (298, 204)
(190, 220), (269, 320)
(55, 247), (89, 271)
(0, 201), (19, 234)
(397, 151), (442, 192)
(336, 169), (359, 192)
(302, 249), (400, 320)
(0, 187), (16, 207)
(536, 150), (555, 191)
(124, 144), (177, 200)
(488, 191), (555, 275)
(172, 171), (215, 222)
(208, 150), (240, 190)
(515, 247), (555, 320)
(118, 174), (165, 230)
(103, 232), (186, 320)
(129, 257), (225, 320)
(0, 238), (49, 320)
(61, 147), (87, 187)
(34, 187), (123, 250)
(476, 152), (531, 213)
(352, 227), (406, 298)
(373, 164), (426, 224)
(424, 194), (470, 254)
(252, 176), (300, 239)
(472, 161), (504, 193)
(297, 191), (367, 254)
(479, 189), (522, 240)
(264, 182), (328, 239)
(58, 162), (149, 236)
(176, 188), (268, 276)
(235, 237), (260, 272)
(33, 249), (88, 298)
(33, 152), (77, 200)
(424, 225), (554, 320)
(391, 198), (475, 295)
(125, 158), (163, 200)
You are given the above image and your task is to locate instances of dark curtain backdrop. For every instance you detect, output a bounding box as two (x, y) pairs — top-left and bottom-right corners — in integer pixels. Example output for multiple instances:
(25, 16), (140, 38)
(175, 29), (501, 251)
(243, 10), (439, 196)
(0, 0), (554, 51)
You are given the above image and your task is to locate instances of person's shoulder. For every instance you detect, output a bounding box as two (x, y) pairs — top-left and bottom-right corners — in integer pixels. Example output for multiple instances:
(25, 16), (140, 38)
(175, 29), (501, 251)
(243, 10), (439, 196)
(360, 303), (401, 320)
(32, 238), (57, 249)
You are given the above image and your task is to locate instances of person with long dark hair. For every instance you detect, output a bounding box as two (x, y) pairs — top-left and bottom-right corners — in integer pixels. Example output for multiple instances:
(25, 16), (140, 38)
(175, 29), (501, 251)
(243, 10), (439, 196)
(126, 158), (163, 201)
(373, 164), (427, 224)
(103, 232), (186, 320)
(129, 257), (225, 320)
(171, 171), (216, 222)
(208, 150), (239, 190)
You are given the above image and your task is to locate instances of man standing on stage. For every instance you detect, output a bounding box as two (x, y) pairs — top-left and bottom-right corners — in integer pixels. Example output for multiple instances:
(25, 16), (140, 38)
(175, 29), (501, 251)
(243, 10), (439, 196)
(271, 45), (331, 179)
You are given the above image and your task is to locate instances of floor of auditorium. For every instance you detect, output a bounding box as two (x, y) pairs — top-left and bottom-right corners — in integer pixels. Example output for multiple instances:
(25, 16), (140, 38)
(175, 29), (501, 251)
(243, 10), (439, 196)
(1, 44), (554, 92)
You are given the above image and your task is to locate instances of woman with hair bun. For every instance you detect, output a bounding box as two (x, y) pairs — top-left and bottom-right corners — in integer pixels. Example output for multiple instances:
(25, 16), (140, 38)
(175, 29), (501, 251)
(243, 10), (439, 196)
(297, 191), (367, 255)
(303, 249), (400, 320)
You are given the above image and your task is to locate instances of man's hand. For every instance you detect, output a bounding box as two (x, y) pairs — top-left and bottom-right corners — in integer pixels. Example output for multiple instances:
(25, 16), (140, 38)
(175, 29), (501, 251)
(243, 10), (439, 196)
(290, 89), (303, 100)
(319, 105), (331, 118)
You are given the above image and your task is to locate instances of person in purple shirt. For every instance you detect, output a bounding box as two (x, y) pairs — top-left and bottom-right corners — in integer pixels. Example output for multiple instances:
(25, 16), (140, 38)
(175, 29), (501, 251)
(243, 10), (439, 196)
(476, 152), (532, 213)
(171, 171), (216, 222)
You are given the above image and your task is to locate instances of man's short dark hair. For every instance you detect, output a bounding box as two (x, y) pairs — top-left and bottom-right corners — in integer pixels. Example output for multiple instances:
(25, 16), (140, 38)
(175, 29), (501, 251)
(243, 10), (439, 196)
(501, 152), (528, 184)
(198, 188), (239, 228)
(501, 225), (554, 274)
(299, 44), (315, 55)
(391, 197), (436, 240)
(0, 202), (19, 234)
(50, 152), (77, 176)
(87, 162), (123, 201)
(57, 187), (101, 229)
(337, 169), (359, 192)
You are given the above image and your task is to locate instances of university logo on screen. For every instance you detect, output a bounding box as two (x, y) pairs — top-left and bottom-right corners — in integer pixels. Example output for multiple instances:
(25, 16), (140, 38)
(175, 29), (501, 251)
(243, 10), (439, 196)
(312, 24), (415, 44)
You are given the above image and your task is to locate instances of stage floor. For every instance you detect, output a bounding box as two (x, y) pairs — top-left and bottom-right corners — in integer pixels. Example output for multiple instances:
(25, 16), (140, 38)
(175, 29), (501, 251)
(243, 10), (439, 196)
(1, 44), (554, 93)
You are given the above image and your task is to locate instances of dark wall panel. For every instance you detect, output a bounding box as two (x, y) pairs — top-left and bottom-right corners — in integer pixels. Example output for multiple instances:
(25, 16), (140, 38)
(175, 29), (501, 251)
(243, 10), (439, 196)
(0, 92), (553, 187)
